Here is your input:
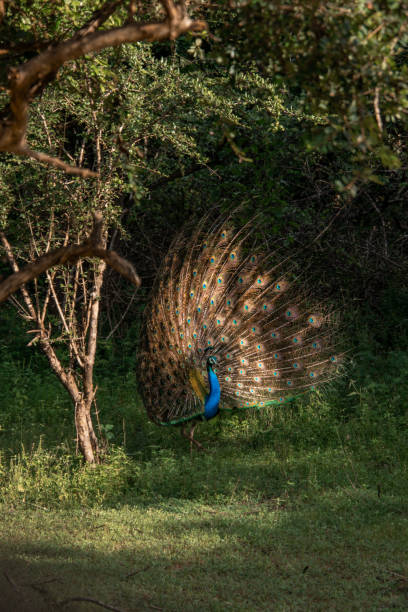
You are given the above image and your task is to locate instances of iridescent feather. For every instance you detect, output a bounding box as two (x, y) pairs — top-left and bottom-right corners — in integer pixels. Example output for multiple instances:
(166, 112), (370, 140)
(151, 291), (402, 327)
(138, 215), (341, 426)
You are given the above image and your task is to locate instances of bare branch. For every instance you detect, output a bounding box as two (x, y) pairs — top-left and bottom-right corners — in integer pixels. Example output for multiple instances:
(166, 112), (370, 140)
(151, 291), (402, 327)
(0, 0), (207, 176)
(374, 87), (383, 134)
(0, 212), (141, 303)
(75, 1), (123, 39)
(16, 147), (98, 178)
(59, 596), (125, 612)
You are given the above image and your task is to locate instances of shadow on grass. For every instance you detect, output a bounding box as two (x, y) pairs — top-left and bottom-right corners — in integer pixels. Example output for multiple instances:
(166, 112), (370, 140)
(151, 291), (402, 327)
(0, 487), (407, 611)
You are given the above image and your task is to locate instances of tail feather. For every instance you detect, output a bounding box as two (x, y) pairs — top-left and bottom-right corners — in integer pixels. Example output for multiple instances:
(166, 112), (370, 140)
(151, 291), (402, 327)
(138, 215), (341, 424)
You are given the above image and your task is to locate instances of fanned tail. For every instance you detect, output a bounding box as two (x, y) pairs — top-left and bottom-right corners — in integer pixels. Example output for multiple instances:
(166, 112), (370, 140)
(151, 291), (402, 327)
(138, 214), (342, 425)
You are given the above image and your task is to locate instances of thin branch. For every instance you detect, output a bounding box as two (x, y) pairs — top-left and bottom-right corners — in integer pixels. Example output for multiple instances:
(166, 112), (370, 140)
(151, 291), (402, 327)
(59, 596), (125, 612)
(46, 270), (85, 368)
(105, 289), (137, 340)
(0, 0), (207, 176)
(374, 87), (383, 133)
(0, 232), (37, 319)
(17, 147), (98, 178)
(0, 212), (140, 303)
(75, 1), (123, 39)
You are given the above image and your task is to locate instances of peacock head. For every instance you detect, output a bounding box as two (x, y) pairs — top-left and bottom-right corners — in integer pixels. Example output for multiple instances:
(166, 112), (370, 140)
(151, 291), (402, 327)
(206, 355), (217, 370)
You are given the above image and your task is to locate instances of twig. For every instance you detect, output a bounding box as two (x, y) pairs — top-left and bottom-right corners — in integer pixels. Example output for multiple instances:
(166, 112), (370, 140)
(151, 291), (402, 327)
(0, 0), (207, 176)
(374, 87), (383, 133)
(124, 565), (151, 579)
(3, 571), (19, 590)
(0, 212), (141, 303)
(105, 290), (137, 340)
(59, 596), (125, 612)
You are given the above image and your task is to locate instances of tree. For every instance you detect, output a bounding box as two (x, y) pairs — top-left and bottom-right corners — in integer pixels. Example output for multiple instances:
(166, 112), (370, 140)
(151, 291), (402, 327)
(212, 0), (408, 189)
(0, 103), (134, 461)
(0, 0), (206, 177)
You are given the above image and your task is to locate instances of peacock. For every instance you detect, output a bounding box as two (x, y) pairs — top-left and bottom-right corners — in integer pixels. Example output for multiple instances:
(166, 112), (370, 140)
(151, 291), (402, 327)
(137, 213), (340, 449)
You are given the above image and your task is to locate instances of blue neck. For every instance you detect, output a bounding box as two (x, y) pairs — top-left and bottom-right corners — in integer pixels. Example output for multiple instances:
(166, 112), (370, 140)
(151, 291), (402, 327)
(204, 365), (221, 420)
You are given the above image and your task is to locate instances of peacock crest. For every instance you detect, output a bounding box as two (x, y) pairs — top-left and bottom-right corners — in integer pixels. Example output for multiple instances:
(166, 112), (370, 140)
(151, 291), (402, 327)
(138, 214), (341, 426)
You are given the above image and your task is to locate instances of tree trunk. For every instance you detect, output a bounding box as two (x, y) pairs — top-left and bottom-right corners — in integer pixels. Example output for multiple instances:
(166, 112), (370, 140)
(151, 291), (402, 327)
(75, 397), (99, 464)
(40, 337), (100, 463)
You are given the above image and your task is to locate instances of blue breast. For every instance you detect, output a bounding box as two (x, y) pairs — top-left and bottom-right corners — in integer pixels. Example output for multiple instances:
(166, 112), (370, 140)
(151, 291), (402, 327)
(204, 366), (221, 420)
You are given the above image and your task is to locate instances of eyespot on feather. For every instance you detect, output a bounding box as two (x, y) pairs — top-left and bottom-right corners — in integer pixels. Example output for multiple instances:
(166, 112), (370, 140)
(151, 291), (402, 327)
(285, 305), (300, 320)
(307, 314), (322, 328)
(311, 338), (324, 350)
(273, 279), (289, 293)
(242, 299), (255, 314)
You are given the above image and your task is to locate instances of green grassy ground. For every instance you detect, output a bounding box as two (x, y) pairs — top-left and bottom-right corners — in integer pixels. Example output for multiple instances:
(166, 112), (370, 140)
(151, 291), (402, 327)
(1, 304), (408, 610)
(0, 451), (407, 611)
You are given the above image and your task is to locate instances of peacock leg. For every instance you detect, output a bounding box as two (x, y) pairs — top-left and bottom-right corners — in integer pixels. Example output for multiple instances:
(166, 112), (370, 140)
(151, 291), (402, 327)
(181, 423), (206, 452)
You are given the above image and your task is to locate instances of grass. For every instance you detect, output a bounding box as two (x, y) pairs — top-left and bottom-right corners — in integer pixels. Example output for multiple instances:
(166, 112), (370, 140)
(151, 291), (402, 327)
(1, 429), (408, 611)
(0, 470), (407, 610)
(1, 301), (408, 610)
